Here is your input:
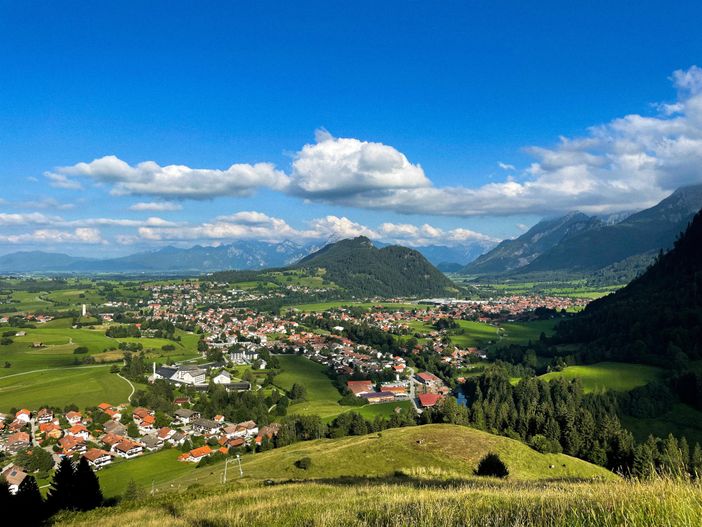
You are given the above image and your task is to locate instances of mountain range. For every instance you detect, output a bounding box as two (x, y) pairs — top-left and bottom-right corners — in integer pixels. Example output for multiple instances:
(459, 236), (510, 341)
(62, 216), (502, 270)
(461, 184), (702, 278)
(0, 239), (491, 275)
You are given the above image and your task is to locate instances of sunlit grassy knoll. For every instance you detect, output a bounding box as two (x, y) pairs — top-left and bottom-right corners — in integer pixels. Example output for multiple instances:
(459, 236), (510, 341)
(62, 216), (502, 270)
(57, 477), (702, 527)
(539, 362), (662, 393)
(92, 424), (614, 502)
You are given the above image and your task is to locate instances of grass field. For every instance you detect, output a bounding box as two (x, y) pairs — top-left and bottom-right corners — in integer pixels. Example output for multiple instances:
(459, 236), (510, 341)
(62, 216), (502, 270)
(0, 365), (132, 411)
(405, 319), (556, 348)
(539, 362), (662, 393)
(60, 477), (702, 527)
(273, 355), (344, 418)
(95, 449), (195, 499)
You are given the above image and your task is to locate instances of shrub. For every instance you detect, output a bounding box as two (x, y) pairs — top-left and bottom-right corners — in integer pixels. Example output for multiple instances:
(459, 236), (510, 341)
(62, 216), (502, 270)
(475, 452), (509, 478)
(294, 457), (312, 470)
(73, 346), (89, 354)
(0, 337), (13, 345)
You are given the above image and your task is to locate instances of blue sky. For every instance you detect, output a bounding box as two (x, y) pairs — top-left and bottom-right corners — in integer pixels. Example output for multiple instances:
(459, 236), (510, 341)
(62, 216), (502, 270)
(2, 1), (702, 255)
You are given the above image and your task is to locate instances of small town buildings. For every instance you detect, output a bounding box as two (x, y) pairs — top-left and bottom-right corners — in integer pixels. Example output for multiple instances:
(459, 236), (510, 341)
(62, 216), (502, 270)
(1, 464), (27, 494)
(359, 392), (396, 404)
(192, 418), (221, 435)
(418, 393), (443, 408)
(180, 445), (212, 463)
(347, 380), (374, 396)
(14, 409), (31, 424)
(113, 439), (143, 459)
(36, 408), (54, 424)
(83, 448), (112, 469)
(65, 411), (83, 425)
(5, 431), (30, 453)
(174, 408), (200, 424)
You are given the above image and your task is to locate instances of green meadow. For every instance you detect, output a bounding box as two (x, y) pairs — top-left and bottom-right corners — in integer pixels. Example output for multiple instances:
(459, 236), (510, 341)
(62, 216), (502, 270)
(0, 365), (132, 411)
(539, 362), (662, 393)
(405, 319), (556, 348)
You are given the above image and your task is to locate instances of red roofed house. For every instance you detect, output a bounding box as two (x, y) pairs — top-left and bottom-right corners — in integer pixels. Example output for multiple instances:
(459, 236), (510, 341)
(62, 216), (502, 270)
(65, 411), (82, 425)
(6, 431), (30, 452)
(181, 445), (212, 463)
(347, 380), (374, 396)
(59, 435), (87, 455)
(418, 393), (443, 408)
(15, 409), (31, 424)
(66, 424), (90, 440)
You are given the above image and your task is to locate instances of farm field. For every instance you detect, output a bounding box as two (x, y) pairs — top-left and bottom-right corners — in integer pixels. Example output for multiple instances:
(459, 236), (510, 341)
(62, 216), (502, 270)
(0, 365), (132, 411)
(539, 362), (662, 393)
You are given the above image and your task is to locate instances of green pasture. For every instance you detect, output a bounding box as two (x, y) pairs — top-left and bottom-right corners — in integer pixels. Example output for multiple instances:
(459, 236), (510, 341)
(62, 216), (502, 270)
(539, 362), (662, 393)
(0, 365), (132, 411)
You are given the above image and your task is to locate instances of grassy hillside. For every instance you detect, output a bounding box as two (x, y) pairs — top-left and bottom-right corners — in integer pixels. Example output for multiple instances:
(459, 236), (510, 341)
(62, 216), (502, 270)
(92, 424), (616, 502)
(236, 424), (615, 482)
(57, 477), (702, 527)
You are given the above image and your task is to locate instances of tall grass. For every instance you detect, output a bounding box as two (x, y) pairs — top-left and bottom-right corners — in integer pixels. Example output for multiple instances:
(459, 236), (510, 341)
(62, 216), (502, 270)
(57, 476), (702, 526)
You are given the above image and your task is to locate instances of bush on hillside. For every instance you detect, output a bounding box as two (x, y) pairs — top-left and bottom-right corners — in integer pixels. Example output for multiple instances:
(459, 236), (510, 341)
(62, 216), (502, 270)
(475, 453), (509, 478)
(295, 457), (312, 470)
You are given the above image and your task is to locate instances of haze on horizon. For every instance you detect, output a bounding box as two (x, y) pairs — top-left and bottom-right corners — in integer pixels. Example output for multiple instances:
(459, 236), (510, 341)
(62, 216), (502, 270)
(2, 2), (702, 257)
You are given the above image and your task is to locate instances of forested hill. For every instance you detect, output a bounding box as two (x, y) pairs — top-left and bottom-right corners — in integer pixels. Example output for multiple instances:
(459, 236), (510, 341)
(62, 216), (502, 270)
(555, 208), (702, 367)
(293, 236), (458, 297)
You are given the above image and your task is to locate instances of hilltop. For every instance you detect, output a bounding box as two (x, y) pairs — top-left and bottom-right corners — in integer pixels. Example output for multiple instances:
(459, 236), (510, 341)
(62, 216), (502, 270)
(55, 426), (702, 527)
(291, 237), (458, 297)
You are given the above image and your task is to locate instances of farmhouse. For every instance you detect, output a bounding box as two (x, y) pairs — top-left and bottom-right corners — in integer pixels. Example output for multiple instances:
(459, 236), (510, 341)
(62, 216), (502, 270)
(65, 411), (83, 425)
(14, 409), (31, 424)
(36, 408), (54, 424)
(59, 435), (87, 455)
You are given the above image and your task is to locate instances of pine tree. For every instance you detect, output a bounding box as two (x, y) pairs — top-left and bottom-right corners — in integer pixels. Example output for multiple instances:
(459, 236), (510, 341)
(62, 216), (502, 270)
(46, 456), (76, 513)
(691, 443), (702, 480)
(680, 437), (690, 475)
(123, 478), (142, 502)
(15, 475), (45, 525)
(632, 443), (655, 479)
(74, 457), (103, 511)
(661, 434), (686, 478)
